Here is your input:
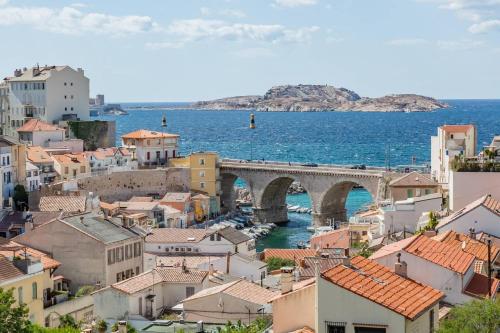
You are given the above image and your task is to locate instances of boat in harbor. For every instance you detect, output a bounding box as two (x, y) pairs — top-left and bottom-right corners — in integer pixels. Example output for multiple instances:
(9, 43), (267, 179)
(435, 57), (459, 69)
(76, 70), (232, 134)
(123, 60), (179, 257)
(102, 104), (128, 115)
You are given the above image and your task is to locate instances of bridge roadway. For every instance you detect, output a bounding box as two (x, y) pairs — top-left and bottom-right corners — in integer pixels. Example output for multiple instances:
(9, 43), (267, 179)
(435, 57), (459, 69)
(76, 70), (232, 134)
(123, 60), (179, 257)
(219, 159), (394, 226)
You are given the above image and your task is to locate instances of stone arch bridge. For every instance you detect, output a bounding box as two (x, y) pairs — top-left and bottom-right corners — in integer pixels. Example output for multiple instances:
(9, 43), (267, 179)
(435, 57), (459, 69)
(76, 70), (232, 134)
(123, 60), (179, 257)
(220, 160), (393, 226)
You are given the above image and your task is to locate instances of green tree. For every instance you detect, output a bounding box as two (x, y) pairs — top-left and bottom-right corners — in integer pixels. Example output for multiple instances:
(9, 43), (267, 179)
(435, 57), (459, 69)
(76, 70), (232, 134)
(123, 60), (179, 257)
(218, 317), (271, 333)
(96, 319), (108, 333)
(0, 287), (32, 333)
(32, 326), (80, 333)
(111, 322), (137, 333)
(264, 257), (295, 272)
(75, 285), (95, 297)
(58, 314), (78, 329)
(13, 184), (29, 211)
(437, 299), (500, 333)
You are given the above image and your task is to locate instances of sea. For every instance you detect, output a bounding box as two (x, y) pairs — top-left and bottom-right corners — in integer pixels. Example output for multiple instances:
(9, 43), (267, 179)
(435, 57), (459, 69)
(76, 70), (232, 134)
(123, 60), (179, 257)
(97, 100), (500, 251)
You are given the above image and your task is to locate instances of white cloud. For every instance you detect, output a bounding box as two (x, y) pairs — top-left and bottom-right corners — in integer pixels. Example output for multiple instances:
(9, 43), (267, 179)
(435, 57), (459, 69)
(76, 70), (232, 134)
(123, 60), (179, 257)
(0, 4), (157, 36)
(145, 41), (185, 50)
(165, 19), (319, 44)
(469, 19), (500, 33)
(0, 0), (8, 6)
(386, 38), (429, 46)
(273, 0), (318, 8)
(200, 7), (246, 18)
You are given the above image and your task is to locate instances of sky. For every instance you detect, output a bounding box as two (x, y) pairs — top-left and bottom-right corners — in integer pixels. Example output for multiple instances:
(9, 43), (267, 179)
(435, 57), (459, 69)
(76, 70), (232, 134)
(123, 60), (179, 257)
(0, 0), (499, 102)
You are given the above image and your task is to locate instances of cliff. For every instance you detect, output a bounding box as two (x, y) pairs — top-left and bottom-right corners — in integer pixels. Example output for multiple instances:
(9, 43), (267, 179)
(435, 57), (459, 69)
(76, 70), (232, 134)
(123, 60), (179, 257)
(191, 84), (448, 112)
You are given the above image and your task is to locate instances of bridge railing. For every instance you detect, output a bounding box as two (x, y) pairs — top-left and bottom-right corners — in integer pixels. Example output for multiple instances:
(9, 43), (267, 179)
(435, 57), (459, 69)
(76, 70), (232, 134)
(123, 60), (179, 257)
(221, 158), (388, 172)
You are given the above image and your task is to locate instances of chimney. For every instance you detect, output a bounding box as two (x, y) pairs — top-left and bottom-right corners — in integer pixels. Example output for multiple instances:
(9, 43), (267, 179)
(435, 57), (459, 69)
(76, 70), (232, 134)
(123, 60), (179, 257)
(299, 258), (306, 268)
(343, 257), (351, 267)
(14, 69), (22, 77)
(226, 251), (231, 274)
(209, 264), (214, 276)
(181, 259), (187, 273)
(469, 228), (476, 239)
(280, 267), (294, 294)
(395, 253), (408, 278)
(32, 67), (40, 77)
(117, 321), (128, 333)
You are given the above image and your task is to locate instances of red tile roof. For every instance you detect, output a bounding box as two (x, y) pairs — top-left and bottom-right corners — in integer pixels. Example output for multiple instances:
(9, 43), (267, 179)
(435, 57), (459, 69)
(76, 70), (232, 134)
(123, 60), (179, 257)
(290, 327), (315, 333)
(433, 230), (500, 263)
(322, 256), (444, 320)
(463, 273), (500, 299)
(261, 248), (317, 264)
(17, 119), (64, 132)
(441, 124), (475, 133)
(404, 235), (475, 274)
(145, 228), (209, 244)
(122, 129), (179, 140)
(0, 238), (60, 270)
(0, 254), (24, 283)
(310, 229), (350, 250)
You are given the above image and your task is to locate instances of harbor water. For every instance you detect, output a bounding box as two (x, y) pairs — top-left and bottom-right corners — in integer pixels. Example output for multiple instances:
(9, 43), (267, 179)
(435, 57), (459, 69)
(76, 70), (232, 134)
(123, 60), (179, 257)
(97, 99), (500, 249)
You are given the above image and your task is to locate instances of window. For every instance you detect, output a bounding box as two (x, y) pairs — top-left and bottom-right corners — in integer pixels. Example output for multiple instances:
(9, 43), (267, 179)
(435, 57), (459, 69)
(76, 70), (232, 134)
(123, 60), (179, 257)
(430, 309), (435, 333)
(136, 266), (140, 275)
(116, 273), (121, 282)
(199, 158), (205, 165)
(138, 297), (143, 316)
(216, 234), (221, 241)
(64, 107), (67, 111)
(70, 82), (73, 86)
(107, 249), (115, 265)
(18, 287), (23, 305)
(354, 328), (386, 333)
(30, 282), (38, 300)
(425, 189), (432, 195)
(200, 182), (205, 189)
(407, 189), (414, 198)
(210, 234), (215, 241)
(325, 322), (345, 333)
(64, 95), (67, 99)
(156, 151), (160, 159)
(80, 166), (85, 173)
(146, 152), (150, 160)
(71, 107), (74, 111)
(64, 167), (69, 174)
(72, 169), (76, 177)
(199, 171), (205, 177)
(64, 82), (67, 86)
(134, 242), (142, 257)
(186, 286), (195, 298)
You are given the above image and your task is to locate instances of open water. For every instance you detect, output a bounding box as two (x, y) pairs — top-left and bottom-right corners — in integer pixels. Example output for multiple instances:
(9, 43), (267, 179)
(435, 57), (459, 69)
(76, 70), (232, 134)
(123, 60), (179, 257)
(97, 100), (500, 250)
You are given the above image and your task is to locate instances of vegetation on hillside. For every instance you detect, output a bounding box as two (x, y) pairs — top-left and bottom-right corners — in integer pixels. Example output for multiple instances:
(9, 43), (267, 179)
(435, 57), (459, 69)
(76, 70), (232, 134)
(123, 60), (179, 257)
(437, 298), (500, 333)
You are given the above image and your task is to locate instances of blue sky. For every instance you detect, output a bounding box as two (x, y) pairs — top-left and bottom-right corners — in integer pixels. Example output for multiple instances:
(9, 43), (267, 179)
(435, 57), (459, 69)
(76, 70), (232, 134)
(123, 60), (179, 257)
(1, 0), (499, 101)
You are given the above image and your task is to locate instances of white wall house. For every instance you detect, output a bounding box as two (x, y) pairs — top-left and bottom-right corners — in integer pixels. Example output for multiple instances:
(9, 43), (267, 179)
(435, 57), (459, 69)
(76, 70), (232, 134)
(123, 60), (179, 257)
(317, 256), (443, 333)
(3, 65), (89, 137)
(145, 227), (256, 257)
(92, 267), (208, 320)
(449, 171), (500, 211)
(436, 194), (500, 237)
(25, 162), (40, 192)
(198, 253), (267, 283)
(379, 193), (443, 234)
(430, 124), (476, 185)
(16, 119), (65, 147)
(0, 145), (14, 206)
(370, 235), (496, 305)
(121, 129), (179, 167)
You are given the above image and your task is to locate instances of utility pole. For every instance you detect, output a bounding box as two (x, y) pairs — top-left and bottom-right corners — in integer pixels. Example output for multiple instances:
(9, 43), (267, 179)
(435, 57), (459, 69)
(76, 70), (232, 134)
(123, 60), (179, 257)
(487, 238), (492, 298)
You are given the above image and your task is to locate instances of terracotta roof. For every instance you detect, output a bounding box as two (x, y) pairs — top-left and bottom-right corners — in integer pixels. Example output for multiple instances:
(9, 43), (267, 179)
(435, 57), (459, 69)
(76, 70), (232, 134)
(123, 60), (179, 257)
(0, 238), (60, 270)
(146, 228), (209, 244)
(310, 229), (350, 250)
(369, 236), (417, 260)
(437, 194), (500, 230)
(39, 195), (87, 213)
(51, 153), (88, 165)
(433, 230), (500, 263)
(404, 235), (475, 274)
(183, 279), (278, 305)
(111, 268), (207, 294)
(122, 129), (179, 140)
(161, 192), (191, 203)
(96, 147), (116, 157)
(290, 327), (315, 333)
(128, 196), (154, 202)
(389, 172), (438, 187)
(463, 273), (500, 299)
(17, 119), (64, 132)
(100, 202), (119, 211)
(441, 124), (475, 133)
(322, 256), (444, 320)
(261, 249), (316, 264)
(83, 151), (107, 160)
(0, 211), (60, 232)
(0, 254), (25, 283)
(26, 146), (53, 164)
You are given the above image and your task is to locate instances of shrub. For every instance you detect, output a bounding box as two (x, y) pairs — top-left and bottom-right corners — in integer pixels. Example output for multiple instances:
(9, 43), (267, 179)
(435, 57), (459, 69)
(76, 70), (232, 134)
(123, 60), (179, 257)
(265, 257), (295, 272)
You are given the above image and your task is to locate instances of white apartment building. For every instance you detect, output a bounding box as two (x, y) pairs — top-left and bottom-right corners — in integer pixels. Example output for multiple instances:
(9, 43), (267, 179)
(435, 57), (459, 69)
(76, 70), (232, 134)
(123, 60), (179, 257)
(121, 129), (179, 167)
(430, 124), (476, 185)
(2, 65), (89, 137)
(26, 162), (41, 192)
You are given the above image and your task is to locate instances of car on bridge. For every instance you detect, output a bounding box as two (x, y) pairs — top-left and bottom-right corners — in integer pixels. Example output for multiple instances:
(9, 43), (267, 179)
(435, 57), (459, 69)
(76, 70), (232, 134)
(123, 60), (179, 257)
(301, 163), (318, 167)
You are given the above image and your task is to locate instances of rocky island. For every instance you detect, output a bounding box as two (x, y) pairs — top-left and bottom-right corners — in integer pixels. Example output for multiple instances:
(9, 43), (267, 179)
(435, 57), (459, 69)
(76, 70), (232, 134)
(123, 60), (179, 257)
(191, 84), (448, 112)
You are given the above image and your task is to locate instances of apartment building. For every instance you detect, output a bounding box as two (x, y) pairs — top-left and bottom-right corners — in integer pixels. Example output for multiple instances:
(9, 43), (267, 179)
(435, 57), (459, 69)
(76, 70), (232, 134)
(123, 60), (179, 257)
(16, 119), (65, 146)
(121, 129), (179, 166)
(51, 153), (90, 181)
(26, 146), (57, 184)
(14, 212), (146, 292)
(0, 136), (27, 208)
(2, 65), (89, 137)
(430, 124), (476, 185)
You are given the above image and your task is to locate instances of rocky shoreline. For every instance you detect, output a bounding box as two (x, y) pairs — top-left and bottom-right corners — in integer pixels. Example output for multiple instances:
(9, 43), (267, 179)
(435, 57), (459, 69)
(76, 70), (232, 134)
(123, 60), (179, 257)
(191, 84), (449, 112)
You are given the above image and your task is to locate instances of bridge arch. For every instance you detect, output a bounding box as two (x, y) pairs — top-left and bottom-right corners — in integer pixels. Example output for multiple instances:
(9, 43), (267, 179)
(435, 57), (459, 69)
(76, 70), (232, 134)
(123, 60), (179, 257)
(315, 177), (378, 226)
(220, 172), (254, 214)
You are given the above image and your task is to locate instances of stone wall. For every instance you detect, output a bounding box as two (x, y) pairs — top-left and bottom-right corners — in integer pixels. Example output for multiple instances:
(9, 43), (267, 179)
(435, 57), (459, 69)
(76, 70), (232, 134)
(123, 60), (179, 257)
(67, 120), (116, 150)
(44, 168), (190, 202)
